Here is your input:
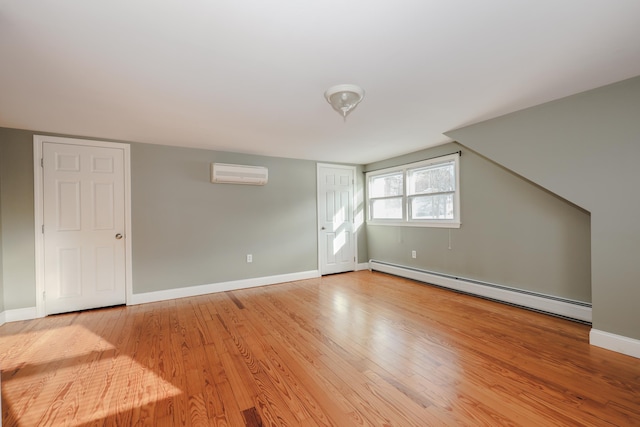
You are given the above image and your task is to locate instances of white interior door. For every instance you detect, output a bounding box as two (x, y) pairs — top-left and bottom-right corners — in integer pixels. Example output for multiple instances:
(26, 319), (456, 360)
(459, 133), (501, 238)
(318, 164), (356, 275)
(42, 142), (126, 314)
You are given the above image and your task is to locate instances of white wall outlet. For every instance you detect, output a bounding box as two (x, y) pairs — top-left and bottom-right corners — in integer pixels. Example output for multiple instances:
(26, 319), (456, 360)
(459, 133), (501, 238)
(411, 250), (416, 259)
(246, 254), (253, 263)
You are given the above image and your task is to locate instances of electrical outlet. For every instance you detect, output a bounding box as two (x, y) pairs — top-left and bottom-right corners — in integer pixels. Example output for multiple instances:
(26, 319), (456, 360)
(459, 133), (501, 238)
(411, 250), (416, 259)
(246, 254), (253, 263)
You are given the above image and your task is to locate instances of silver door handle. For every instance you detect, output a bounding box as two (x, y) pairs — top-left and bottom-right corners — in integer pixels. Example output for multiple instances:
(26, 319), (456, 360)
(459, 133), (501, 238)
(115, 233), (123, 240)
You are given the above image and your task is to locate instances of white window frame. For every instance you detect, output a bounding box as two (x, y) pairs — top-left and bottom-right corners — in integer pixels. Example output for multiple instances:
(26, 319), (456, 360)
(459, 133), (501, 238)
(366, 153), (461, 228)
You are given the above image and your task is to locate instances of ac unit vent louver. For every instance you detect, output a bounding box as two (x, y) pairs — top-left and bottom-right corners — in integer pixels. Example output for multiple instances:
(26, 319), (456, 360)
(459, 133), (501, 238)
(211, 163), (268, 185)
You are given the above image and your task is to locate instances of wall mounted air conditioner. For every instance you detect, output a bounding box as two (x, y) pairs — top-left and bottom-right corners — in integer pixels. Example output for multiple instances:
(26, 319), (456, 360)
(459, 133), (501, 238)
(211, 163), (268, 185)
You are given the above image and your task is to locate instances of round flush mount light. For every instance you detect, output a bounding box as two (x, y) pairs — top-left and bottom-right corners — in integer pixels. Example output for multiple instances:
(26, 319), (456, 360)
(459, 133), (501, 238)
(324, 84), (365, 120)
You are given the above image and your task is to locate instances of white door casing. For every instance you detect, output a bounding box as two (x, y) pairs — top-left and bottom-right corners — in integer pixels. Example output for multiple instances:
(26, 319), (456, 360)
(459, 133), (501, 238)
(34, 136), (132, 316)
(317, 164), (356, 275)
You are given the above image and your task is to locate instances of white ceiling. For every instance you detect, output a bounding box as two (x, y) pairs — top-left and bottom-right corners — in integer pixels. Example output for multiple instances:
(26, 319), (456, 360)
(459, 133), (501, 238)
(1, 1), (640, 164)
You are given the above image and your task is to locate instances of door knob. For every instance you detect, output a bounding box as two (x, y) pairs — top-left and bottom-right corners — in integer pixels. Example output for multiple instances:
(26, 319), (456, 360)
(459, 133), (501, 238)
(321, 227), (326, 230)
(115, 233), (123, 240)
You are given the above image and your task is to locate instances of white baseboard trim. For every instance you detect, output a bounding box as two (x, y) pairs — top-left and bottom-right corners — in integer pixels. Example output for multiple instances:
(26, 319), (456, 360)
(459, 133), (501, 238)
(1, 307), (38, 323)
(369, 260), (592, 323)
(355, 262), (370, 271)
(590, 329), (640, 359)
(129, 270), (321, 305)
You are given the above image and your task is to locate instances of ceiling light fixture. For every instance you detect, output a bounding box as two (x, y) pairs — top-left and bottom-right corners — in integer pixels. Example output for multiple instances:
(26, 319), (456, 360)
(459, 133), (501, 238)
(324, 84), (365, 120)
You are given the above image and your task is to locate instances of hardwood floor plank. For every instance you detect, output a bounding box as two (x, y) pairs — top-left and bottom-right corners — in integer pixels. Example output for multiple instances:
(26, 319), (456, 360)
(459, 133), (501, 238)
(3, 271), (640, 426)
(226, 291), (246, 310)
(242, 406), (263, 427)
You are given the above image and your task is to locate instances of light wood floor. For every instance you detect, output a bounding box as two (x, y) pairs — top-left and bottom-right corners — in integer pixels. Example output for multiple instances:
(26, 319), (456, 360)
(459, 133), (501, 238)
(1, 271), (639, 426)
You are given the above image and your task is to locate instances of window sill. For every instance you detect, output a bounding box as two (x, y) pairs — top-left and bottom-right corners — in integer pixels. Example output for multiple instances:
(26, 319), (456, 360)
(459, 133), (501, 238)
(367, 220), (461, 229)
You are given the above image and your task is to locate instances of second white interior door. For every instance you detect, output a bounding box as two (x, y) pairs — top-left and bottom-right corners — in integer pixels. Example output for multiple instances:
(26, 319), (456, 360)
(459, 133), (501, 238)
(318, 164), (356, 275)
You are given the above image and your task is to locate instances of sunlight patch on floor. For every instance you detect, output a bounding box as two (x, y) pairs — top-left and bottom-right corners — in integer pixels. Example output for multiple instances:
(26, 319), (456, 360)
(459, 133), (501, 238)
(1, 324), (181, 426)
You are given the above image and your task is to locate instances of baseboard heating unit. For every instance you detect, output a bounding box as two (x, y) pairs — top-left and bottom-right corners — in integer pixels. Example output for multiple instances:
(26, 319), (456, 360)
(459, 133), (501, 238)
(369, 260), (592, 323)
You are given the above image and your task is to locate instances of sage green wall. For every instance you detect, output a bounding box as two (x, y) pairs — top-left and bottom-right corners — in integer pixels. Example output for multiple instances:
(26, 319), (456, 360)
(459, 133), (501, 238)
(365, 142), (591, 302)
(0, 128), (36, 310)
(130, 143), (319, 293)
(0, 127), (365, 309)
(447, 76), (640, 340)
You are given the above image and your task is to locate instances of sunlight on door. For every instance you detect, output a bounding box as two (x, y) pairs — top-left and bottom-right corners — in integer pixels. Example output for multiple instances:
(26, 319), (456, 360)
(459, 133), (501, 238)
(333, 206), (346, 225)
(332, 206), (347, 255)
(333, 230), (346, 255)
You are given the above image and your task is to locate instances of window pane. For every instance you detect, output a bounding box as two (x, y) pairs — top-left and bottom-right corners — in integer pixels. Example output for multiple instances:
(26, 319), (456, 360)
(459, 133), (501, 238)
(410, 194), (454, 219)
(408, 162), (454, 195)
(371, 198), (403, 219)
(369, 173), (403, 198)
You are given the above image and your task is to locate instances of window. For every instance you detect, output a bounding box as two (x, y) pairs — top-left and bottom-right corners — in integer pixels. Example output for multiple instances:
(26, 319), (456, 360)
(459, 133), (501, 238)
(368, 172), (403, 219)
(366, 153), (460, 228)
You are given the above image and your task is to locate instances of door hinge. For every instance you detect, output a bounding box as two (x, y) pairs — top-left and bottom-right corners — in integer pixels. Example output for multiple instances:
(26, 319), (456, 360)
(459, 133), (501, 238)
(42, 224), (45, 234)
(42, 291), (46, 301)
(41, 158), (44, 167)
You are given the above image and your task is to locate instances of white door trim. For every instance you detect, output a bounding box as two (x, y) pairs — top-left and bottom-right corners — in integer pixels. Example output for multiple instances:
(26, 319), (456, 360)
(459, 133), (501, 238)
(33, 135), (133, 317)
(316, 163), (357, 275)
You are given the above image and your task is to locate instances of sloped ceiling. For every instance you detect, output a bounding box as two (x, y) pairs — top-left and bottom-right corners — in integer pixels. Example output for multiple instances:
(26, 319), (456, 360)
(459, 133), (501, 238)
(1, 1), (639, 164)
